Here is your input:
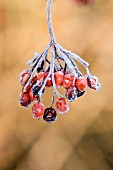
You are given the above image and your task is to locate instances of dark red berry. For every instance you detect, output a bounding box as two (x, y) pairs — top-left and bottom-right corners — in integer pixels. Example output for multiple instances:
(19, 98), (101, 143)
(32, 102), (45, 119)
(56, 98), (69, 114)
(63, 74), (74, 89)
(65, 86), (77, 102)
(43, 107), (57, 123)
(54, 71), (64, 87)
(75, 76), (88, 92)
(19, 92), (31, 107)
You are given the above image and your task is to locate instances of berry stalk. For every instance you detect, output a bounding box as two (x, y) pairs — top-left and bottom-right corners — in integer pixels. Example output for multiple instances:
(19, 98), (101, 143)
(19, 0), (101, 123)
(46, 0), (56, 43)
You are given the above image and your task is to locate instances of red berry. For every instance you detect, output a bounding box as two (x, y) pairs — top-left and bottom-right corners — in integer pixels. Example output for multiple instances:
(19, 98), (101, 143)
(43, 107), (57, 123)
(25, 85), (32, 92)
(19, 92), (31, 107)
(44, 71), (49, 78)
(46, 76), (53, 87)
(19, 70), (30, 85)
(63, 74), (74, 89)
(56, 98), (69, 114)
(54, 71), (64, 87)
(65, 86), (77, 102)
(37, 72), (45, 81)
(32, 102), (45, 119)
(31, 76), (38, 85)
(29, 89), (39, 101)
(87, 76), (101, 91)
(44, 72), (53, 87)
(75, 76), (88, 92)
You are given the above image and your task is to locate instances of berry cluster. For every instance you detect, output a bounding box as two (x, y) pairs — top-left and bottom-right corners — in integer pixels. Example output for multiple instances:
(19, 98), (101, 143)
(19, 0), (101, 123)
(19, 64), (101, 123)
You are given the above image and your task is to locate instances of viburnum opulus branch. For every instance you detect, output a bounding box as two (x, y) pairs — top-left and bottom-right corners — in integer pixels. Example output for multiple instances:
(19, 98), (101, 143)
(19, 0), (101, 123)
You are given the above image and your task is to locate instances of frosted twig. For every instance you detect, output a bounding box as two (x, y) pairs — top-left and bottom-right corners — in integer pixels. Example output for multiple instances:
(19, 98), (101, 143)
(57, 43), (89, 66)
(19, 0), (101, 123)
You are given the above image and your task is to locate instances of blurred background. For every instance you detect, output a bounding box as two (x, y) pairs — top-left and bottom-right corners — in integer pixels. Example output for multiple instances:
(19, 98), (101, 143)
(0, 0), (113, 169)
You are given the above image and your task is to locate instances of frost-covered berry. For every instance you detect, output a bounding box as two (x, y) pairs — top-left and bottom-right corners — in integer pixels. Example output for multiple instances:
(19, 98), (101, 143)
(19, 92), (31, 107)
(87, 75), (101, 91)
(65, 86), (77, 102)
(75, 76), (88, 92)
(56, 98), (69, 114)
(43, 107), (57, 123)
(19, 70), (30, 85)
(37, 72), (45, 81)
(45, 73), (53, 87)
(32, 102), (45, 119)
(54, 71), (64, 87)
(63, 74), (74, 89)
(46, 76), (53, 87)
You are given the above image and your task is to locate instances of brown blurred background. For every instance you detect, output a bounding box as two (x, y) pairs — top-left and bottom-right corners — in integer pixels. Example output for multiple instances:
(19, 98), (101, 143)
(0, 0), (113, 169)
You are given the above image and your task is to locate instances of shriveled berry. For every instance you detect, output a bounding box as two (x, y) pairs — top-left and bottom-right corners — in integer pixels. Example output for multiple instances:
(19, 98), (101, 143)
(65, 86), (77, 102)
(19, 92), (31, 107)
(54, 71), (64, 87)
(43, 107), (57, 123)
(56, 98), (69, 114)
(19, 70), (30, 85)
(63, 74), (74, 89)
(77, 90), (85, 97)
(75, 76), (88, 92)
(87, 75), (101, 91)
(29, 89), (40, 101)
(32, 102), (45, 119)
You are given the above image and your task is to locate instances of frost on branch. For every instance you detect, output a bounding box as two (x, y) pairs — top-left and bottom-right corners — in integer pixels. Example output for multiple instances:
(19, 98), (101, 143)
(19, 0), (101, 123)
